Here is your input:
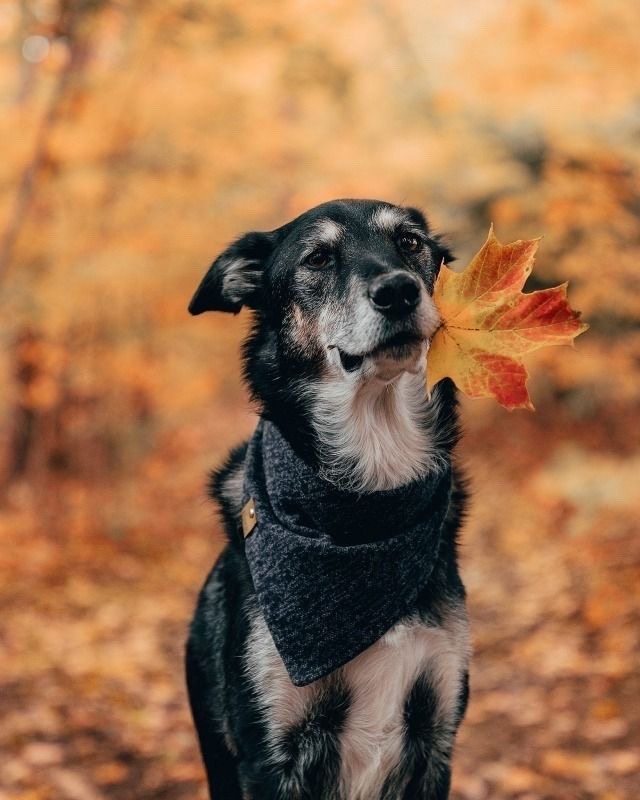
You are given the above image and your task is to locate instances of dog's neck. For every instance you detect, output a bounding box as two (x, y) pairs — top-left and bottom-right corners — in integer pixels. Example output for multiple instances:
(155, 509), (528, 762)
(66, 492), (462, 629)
(305, 371), (449, 494)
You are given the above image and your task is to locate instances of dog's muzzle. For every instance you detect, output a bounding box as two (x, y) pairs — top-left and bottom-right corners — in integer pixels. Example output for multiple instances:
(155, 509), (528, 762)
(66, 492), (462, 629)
(329, 334), (428, 385)
(335, 330), (424, 373)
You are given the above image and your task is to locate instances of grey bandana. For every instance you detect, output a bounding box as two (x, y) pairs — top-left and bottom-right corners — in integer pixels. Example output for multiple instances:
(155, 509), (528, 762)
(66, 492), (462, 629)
(242, 420), (452, 686)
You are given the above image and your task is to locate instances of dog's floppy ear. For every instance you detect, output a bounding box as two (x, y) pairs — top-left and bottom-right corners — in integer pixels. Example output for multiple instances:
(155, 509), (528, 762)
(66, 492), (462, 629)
(433, 238), (454, 270)
(189, 231), (275, 315)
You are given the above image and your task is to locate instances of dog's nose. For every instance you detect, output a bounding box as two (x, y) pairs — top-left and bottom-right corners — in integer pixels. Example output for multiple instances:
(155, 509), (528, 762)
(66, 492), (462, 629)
(368, 271), (420, 316)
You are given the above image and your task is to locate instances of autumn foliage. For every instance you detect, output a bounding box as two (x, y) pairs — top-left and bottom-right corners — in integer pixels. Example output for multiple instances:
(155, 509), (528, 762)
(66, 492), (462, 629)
(1, 2), (639, 799)
(429, 228), (588, 409)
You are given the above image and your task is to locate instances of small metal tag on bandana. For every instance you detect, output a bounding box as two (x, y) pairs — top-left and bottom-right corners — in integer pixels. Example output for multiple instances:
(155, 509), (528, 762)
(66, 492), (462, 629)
(242, 498), (257, 538)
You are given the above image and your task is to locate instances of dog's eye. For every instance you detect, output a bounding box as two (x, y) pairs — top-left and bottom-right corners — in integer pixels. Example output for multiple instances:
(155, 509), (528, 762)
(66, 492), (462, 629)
(397, 233), (421, 254)
(305, 248), (330, 269)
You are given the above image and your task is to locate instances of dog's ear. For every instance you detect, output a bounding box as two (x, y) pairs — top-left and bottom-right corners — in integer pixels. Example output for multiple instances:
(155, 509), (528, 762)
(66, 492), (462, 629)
(189, 231), (275, 315)
(433, 238), (454, 269)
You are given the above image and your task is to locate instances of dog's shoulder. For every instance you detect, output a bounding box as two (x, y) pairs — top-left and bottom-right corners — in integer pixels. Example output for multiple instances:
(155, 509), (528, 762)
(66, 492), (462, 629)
(208, 441), (249, 546)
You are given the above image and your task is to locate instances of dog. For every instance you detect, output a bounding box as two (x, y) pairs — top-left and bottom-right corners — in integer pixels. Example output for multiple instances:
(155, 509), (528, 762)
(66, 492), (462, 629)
(185, 199), (471, 800)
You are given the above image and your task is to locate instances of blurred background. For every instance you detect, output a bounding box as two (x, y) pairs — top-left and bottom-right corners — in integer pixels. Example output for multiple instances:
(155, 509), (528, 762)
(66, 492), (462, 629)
(1, 1), (639, 798)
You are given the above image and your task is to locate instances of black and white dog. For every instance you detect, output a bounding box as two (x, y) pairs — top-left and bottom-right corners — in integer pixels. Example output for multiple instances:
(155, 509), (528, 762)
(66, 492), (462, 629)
(186, 199), (471, 800)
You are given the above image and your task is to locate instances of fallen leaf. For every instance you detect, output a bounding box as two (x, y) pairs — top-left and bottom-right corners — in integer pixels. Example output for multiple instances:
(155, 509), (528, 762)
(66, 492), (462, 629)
(22, 742), (64, 767)
(603, 750), (640, 775)
(428, 226), (588, 409)
(92, 762), (130, 785)
(541, 749), (597, 780)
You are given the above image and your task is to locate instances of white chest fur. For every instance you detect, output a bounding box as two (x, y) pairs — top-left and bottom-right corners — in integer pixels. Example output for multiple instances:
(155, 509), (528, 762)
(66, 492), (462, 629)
(245, 606), (470, 800)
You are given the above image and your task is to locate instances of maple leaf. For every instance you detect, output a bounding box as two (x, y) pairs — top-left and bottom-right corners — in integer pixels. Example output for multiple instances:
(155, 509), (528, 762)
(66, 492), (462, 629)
(428, 226), (588, 410)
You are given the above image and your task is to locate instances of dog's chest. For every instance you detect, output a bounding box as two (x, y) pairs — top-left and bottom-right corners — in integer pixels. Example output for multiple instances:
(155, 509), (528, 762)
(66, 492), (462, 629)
(246, 609), (469, 800)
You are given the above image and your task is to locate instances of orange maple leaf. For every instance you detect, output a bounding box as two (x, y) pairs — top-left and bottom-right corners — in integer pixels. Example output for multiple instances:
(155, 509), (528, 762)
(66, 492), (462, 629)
(428, 226), (588, 410)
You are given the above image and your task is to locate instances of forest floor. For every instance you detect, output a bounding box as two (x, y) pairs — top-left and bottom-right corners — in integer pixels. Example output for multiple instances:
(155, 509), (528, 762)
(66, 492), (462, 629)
(1, 382), (639, 800)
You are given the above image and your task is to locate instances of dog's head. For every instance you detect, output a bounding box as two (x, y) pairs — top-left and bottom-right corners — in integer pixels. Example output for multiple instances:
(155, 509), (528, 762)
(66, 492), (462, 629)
(190, 199), (451, 380)
(190, 199), (454, 490)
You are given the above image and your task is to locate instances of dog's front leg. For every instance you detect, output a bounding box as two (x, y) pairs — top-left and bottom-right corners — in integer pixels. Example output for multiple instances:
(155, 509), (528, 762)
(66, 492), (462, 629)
(245, 684), (349, 800)
(382, 672), (461, 800)
(382, 738), (453, 800)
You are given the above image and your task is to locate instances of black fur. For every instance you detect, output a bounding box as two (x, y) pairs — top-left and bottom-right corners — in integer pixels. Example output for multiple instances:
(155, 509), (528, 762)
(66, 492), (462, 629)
(186, 200), (468, 799)
(271, 679), (350, 799)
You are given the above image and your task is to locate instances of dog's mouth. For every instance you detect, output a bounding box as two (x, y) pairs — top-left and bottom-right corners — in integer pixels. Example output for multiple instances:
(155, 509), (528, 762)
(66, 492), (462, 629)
(335, 331), (424, 374)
